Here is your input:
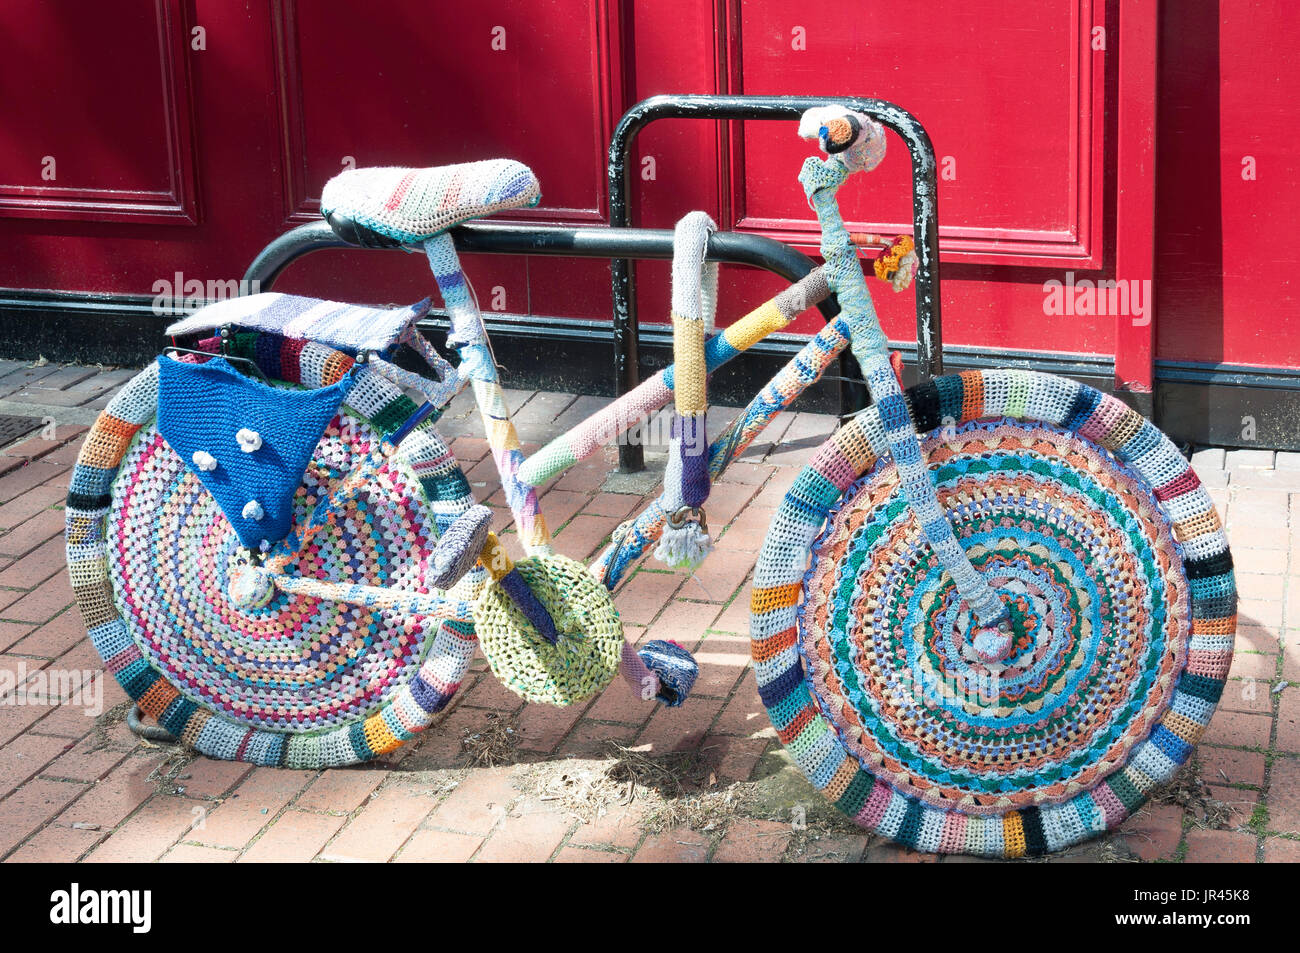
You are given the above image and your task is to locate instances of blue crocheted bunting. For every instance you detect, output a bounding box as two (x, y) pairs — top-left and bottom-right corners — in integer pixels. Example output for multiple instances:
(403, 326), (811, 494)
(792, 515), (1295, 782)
(157, 355), (355, 549)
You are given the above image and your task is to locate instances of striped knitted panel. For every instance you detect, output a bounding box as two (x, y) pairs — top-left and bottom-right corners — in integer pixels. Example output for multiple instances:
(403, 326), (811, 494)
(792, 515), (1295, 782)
(424, 234), (551, 554)
(517, 267), (829, 490)
(592, 313), (854, 590)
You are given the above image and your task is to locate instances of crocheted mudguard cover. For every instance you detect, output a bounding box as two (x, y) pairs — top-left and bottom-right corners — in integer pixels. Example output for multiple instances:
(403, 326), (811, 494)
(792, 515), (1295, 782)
(164, 293), (431, 354)
(751, 369), (1234, 857)
(320, 159), (541, 244)
(157, 355), (354, 549)
(474, 554), (624, 705)
(66, 347), (484, 768)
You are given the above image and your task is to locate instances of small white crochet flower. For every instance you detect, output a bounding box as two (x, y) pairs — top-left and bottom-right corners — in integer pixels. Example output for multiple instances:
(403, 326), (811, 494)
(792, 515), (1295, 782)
(191, 450), (218, 472)
(236, 428), (263, 453)
(242, 500), (264, 521)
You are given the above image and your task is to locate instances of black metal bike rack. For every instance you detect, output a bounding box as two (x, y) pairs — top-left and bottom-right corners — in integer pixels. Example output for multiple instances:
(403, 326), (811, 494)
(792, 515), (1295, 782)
(244, 219), (836, 310)
(609, 94), (944, 470)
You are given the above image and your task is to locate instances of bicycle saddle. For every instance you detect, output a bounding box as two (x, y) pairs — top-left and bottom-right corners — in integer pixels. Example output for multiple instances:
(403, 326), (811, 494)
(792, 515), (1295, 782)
(320, 158), (541, 246)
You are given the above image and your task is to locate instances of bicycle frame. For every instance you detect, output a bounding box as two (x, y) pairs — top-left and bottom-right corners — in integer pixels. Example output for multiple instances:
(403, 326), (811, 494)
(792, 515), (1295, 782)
(419, 231), (850, 590)
(413, 106), (1007, 632)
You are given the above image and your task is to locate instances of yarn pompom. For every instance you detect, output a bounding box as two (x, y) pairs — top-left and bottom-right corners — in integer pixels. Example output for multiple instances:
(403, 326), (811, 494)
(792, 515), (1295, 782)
(654, 520), (712, 570)
(228, 564), (275, 609)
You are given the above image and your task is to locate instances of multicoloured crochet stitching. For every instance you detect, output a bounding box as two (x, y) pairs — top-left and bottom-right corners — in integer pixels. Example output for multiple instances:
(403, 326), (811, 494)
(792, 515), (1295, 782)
(751, 370), (1234, 857)
(320, 159), (541, 244)
(66, 330), (483, 768)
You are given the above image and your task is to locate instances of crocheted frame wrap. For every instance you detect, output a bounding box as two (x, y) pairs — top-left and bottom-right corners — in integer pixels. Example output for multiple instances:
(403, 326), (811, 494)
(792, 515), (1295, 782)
(66, 333), (482, 768)
(751, 369), (1234, 858)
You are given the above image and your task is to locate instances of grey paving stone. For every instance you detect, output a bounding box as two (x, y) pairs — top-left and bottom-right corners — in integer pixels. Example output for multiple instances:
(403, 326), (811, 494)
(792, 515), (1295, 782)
(1225, 448), (1275, 470)
(551, 394), (614, 433)
(1276, 450), (1300, 471)
(5, 388), (105, 408)
(0, 365), (58, 399)
(1190, 447), (1226, 471)
(25, 365), (98, 391)
(0, 360), (28, 381)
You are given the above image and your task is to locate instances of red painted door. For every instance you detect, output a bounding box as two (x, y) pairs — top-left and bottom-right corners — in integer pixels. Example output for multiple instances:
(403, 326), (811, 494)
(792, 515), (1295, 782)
(1, 0), (1297, 384)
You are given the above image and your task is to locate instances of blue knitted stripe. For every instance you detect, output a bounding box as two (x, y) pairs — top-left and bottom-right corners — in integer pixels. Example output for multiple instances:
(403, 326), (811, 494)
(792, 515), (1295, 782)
(758, 664), (805, 708)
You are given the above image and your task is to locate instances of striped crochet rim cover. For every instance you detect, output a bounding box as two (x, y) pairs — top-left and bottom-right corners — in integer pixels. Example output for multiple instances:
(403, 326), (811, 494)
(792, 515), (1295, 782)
(66, 332), (482, 768)
(750, 369), (1235, 857)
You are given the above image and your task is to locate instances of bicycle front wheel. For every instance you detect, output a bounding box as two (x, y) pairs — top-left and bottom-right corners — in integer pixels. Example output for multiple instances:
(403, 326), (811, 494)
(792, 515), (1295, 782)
(751, 368), (1234, 857)
(65, 354), (482, 769)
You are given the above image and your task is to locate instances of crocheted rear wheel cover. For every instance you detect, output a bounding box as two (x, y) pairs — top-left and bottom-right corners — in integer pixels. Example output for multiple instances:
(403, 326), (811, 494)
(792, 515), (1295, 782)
(474, 554), (624, 705)
(65, 363), (480, 768)
(751, 370), (1235, 857)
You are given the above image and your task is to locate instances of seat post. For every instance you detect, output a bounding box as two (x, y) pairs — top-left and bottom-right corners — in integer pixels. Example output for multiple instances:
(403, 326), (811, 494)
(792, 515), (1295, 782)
(422, 233), (554, 556)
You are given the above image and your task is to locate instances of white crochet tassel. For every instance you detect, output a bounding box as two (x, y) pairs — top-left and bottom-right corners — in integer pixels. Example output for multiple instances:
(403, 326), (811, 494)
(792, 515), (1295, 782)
(654, 521), (712, 570)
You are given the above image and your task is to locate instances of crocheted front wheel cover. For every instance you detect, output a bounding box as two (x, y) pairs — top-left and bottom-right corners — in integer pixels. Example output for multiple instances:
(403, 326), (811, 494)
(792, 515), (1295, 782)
(473, 554), (624, 705)
(65, 362), (481, 768)
(751, 370), (1234, 858)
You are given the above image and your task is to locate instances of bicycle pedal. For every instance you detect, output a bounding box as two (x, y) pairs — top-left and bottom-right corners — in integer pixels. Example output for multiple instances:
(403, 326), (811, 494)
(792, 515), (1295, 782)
(428, 505), (493, 589)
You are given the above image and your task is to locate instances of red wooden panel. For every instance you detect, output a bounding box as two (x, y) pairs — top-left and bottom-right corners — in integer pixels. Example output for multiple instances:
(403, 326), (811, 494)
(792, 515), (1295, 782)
(1113, 0), (1157, 394)
(0, 0), (197, 224)
(273, 0), (622, 224)
(1155, 0), (1300, 369)
(725, 0), (1104, 270)
(620, 0), (727, 329)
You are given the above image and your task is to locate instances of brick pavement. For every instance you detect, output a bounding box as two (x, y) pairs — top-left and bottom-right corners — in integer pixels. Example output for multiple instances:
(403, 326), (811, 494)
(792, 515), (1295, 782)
(0, 359), (1296, 863)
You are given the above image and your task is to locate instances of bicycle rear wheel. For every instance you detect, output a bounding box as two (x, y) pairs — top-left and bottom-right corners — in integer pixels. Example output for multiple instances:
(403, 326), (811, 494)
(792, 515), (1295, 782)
(751, 369), (1234, 857)
(66, 344), (482, 768)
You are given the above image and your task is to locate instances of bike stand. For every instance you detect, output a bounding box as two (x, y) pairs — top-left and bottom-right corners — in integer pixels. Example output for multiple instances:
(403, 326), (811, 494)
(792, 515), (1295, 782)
(607, 94), (945, 471)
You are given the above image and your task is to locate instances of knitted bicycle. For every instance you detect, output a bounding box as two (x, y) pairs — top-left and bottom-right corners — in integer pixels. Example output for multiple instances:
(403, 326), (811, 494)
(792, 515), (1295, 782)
(65, 106), (1233, 858)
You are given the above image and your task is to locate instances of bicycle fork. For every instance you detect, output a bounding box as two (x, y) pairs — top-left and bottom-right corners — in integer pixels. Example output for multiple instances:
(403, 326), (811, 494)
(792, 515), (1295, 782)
(802, 156), (1013, 651)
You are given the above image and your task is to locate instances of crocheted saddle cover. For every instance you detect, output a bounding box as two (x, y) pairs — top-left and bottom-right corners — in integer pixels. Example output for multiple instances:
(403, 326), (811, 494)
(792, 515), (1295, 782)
(66, 334), (484, 768)
(320, 158), (541, 244)
(753, 370), (1235, 858)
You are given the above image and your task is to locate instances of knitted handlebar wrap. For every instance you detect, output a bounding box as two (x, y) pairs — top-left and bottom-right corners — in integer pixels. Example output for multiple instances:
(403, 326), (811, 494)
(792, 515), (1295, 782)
(67, 332), (484, 767)
(802, 154), (1006, 629)
(751, 369), (1234, 857)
